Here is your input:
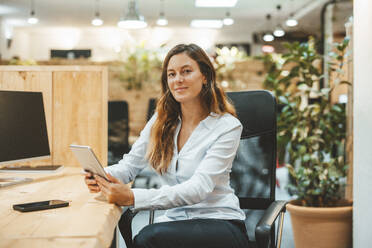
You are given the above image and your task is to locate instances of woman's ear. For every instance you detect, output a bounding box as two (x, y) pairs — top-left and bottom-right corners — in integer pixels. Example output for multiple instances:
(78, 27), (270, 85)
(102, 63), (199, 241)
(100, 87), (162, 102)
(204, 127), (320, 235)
(202, 75), (207, 85)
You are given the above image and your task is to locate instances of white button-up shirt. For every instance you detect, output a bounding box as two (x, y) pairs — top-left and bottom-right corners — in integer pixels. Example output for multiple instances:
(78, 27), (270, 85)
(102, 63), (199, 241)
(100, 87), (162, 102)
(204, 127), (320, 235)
(105, 112), (246, 221)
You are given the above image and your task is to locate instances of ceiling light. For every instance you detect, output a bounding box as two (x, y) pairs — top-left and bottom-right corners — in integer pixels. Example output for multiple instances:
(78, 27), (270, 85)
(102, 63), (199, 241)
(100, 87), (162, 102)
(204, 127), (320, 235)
(156, 0), (168, 26)
(27, 0), (38, 24)
(118, 0), (147, 29)
(190, 20), (223, 29)
(223, 17), (234, 26)
(195, 0), (238, 8)
(286, 0), (298, 27)
(273, 25), (285, 37)
(92, 17), (103, 26)
(286, 14), (298, 27)
(118, 18), (147, 29)
(262, 45), (275, 53)
(157, 16), (168, 26)
(262, 14), (274, 42)
(273, 5), (285, 37)
(27, 15), (38, 24)
(263, 33), (274, 42)
(91, 0), (103, 26)
(223, 11), (234, 26)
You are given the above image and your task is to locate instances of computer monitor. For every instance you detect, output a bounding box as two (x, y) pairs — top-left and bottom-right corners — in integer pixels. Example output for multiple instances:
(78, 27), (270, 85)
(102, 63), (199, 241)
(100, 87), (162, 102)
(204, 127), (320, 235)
(0, 90), (50, 166)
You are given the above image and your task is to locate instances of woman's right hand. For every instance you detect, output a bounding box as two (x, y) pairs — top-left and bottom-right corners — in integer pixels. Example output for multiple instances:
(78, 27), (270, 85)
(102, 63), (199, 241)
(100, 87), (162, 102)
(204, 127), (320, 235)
(84, 171), (101, 193)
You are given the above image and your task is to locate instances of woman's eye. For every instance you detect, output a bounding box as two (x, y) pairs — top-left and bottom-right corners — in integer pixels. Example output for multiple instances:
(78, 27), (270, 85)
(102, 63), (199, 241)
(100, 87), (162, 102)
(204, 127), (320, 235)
(168, 73), (175, 77)
(183, 69), (192, 74)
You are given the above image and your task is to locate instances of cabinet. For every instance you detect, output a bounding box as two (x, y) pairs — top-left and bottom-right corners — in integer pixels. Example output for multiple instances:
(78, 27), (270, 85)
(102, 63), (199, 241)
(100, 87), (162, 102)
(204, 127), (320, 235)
(0, 66), (108, 166)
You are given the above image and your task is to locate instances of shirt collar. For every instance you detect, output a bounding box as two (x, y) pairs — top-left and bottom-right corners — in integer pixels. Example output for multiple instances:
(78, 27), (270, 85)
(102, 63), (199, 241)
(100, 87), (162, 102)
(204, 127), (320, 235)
(177, 112), (220, 130)
(201, 112), (220, 130)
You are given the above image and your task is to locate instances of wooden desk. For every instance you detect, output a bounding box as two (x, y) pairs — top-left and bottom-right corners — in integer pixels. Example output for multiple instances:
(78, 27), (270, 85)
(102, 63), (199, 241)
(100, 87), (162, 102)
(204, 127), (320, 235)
(0, 167), (122, 248)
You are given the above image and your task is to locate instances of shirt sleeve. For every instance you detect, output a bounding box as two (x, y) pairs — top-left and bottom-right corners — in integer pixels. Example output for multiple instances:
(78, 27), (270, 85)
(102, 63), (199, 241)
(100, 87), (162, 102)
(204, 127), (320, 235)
(131, 121), (242, 211)
(104, 113), (157, 184)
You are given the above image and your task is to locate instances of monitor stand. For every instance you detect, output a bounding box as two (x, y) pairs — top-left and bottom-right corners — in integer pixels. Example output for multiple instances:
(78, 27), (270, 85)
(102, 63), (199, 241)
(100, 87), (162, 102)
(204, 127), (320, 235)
(0, 177), (33, 188)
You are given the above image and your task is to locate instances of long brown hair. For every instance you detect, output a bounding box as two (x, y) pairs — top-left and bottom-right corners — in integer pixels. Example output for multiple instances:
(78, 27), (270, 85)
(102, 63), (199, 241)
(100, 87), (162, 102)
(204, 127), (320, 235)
(147, 44), (236, 174)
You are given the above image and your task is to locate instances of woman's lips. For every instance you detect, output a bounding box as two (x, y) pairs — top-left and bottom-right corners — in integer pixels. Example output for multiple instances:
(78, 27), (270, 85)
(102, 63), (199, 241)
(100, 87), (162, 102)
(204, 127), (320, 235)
(175, 87), (187, 92)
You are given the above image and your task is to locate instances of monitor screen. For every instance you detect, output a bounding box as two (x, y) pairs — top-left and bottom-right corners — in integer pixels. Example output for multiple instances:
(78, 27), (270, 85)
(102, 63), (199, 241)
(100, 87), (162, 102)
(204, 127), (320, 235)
(0, 91), (50, 165)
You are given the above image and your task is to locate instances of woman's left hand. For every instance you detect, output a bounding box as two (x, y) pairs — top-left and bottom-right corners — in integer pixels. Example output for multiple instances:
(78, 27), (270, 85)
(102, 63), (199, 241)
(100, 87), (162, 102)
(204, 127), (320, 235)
(95, 173), (134, 206)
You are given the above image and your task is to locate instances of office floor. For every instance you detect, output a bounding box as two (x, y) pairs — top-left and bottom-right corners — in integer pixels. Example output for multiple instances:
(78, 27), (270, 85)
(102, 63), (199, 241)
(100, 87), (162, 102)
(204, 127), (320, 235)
(118, 167), (295, 248)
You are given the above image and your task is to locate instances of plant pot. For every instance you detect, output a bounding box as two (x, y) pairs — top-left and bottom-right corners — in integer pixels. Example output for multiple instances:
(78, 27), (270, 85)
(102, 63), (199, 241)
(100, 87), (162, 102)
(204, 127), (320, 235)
(287, 200), (352, 248)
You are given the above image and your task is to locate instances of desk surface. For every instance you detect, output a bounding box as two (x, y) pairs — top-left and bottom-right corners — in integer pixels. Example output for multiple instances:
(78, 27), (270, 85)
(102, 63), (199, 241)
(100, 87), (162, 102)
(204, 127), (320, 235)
(0, 167), (122, 248)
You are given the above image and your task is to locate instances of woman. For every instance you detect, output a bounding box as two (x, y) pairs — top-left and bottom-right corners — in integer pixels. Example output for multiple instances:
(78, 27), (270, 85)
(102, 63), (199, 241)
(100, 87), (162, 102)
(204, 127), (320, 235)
(84, 44), (250, 248)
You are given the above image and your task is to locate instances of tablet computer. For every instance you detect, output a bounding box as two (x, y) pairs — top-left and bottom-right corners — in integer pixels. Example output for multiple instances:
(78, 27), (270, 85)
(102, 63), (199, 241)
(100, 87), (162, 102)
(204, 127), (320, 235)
(69, 145), (109, 181)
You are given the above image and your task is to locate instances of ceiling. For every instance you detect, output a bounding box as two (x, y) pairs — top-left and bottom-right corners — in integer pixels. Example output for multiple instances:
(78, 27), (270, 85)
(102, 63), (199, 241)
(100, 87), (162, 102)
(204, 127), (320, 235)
(0, 0), (353, 38)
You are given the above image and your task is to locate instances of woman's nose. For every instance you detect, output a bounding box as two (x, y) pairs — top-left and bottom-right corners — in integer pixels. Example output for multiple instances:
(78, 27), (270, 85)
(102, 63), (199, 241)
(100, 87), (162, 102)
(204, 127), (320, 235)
(175, 74), (184, 83)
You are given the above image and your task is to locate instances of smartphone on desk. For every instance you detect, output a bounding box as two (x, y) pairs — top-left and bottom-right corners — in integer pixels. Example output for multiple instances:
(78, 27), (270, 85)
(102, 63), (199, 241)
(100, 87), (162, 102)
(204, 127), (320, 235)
(13, 200), (69, 212)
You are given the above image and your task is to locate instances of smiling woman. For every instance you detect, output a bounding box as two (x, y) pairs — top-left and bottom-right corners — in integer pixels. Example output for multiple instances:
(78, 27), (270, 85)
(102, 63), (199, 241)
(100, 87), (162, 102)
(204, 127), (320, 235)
(83, 43), (251, 248)
(147, 43), (237, 174)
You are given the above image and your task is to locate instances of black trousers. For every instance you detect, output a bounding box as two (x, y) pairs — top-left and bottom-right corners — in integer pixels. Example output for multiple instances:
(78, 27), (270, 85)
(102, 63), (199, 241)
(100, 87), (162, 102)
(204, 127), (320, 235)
(119, 209), (250, 248)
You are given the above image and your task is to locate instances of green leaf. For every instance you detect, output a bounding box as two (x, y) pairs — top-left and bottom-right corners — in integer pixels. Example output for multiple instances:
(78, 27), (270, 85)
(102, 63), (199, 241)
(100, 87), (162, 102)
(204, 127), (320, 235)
(299, 145), (307, 154)
(303, 154), (311, 162)
(279, 96), (289, 105)
(332, 105), (342, 112)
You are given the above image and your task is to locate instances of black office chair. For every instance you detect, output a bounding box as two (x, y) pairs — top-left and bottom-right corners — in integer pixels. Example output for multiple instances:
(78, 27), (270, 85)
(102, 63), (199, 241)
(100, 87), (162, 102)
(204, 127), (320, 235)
(146, 98), (157, 122)
(120, 90), (286, 248)
(108, 101), (130, 165)
(226, 90), (286, 248)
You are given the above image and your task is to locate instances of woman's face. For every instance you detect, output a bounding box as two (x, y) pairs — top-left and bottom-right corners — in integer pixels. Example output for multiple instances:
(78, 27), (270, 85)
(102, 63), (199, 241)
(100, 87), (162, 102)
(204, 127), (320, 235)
(167, 53), (206, 104)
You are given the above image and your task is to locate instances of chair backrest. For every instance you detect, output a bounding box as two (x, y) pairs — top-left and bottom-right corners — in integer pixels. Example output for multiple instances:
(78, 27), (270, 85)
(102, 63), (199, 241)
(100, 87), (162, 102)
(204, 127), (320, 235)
(147, 98), (157, 121)
(227, 90), (277, 244)
(108, 101), (130, 165)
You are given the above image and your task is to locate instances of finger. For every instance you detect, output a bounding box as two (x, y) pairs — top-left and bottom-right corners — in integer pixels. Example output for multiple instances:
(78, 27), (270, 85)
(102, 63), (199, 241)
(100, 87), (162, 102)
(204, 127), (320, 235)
(84, 172), (94, 179)
(85, 178), (98, 186)
(89, 185), (100, 193)
(95, 176), (109, 190)
(106, 173), (120, 183)
(95, 175), (110, 187)
(89, 184), (99, 190)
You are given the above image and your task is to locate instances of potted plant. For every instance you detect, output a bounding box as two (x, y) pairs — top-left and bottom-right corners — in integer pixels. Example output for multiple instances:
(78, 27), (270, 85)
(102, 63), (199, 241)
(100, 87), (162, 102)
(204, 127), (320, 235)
(260, 38), (351, 248)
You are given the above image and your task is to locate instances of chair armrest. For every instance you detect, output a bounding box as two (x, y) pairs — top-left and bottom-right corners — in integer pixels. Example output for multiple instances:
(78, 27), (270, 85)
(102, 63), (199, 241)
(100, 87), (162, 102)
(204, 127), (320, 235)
(255, 200), (287, 248)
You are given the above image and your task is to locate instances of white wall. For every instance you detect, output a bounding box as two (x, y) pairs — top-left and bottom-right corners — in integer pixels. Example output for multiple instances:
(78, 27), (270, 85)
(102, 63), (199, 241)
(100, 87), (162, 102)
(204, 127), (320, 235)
(0, 25), (254, 61)
(353, 0), (372, 247)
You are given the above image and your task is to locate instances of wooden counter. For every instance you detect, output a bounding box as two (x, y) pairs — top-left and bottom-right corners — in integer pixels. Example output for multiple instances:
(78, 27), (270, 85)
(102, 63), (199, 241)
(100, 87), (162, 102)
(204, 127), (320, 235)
(0, 167), (122, 248)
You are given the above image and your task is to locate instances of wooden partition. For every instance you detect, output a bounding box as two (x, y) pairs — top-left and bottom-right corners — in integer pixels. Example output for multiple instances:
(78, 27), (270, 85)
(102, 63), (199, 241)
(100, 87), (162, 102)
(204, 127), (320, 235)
(0, 66), (108, 166)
